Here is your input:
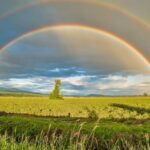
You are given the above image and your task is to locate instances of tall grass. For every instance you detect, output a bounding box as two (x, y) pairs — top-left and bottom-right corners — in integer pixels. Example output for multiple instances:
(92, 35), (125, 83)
(0, 126), (149, 150)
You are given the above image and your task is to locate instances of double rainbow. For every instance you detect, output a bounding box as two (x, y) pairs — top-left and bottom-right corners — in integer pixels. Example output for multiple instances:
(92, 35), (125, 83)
(0, 0), (149, 68)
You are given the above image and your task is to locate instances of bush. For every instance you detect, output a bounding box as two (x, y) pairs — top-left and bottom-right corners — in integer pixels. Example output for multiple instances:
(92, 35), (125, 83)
(84, 107), (99, 120)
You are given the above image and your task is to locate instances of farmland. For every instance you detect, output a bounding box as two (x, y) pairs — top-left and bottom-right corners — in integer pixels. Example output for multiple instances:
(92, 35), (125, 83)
(0, 96), (150, 149)
(0, 96), (150, 119)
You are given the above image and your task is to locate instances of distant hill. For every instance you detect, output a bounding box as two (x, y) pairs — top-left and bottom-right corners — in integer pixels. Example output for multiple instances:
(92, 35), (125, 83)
(64, 94), (106, 97)
(87, 94), (105, 97)
(0, 88), (43, 97)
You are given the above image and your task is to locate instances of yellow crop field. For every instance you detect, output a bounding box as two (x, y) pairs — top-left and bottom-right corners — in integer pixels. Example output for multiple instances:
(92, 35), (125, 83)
(0, 96), (149, 119)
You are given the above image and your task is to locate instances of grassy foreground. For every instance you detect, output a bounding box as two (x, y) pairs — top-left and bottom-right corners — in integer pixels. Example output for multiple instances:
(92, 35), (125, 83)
(0, 116), (149, 150)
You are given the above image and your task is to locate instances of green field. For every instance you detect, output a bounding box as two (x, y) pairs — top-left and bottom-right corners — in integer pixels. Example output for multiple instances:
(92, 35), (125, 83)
(0, 97), (150, 119)
(0, 96), (150, 149)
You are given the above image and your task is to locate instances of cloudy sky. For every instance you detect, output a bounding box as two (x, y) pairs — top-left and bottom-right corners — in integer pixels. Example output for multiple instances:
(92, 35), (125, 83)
(0, 0), (150, 96)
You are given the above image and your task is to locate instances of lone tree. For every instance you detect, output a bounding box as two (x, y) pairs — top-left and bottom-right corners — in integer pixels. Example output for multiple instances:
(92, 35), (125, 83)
(49, 80), (63, 99)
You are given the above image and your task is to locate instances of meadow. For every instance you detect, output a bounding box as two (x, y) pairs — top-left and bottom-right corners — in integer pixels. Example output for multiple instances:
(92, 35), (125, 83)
(0, 96), (150, 119)
(0, 96), (150, 150)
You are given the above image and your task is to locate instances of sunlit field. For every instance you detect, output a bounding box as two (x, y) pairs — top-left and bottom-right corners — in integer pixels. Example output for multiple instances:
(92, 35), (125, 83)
(0, 96), (149, 119)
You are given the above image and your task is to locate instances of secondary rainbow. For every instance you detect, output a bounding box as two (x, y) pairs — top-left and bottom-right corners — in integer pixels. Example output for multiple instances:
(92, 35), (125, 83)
(0, 0), (149, 30)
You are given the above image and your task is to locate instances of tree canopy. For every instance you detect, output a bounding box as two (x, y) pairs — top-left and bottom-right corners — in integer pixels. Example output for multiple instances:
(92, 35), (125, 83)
(49, 80), (63, 99)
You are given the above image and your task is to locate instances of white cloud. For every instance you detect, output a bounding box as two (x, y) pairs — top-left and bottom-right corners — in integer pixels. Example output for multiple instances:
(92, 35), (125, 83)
(0, 74), (149, 95)
(97, 74), (150, 94)
(0, 75), (94, 94)
(50, 68), (61, 73)
(103, 75), (127, 81)
(60, 75), (95, 86)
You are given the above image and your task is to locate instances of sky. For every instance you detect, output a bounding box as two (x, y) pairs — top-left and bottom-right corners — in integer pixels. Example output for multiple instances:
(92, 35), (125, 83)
(0, 0), (150, 96)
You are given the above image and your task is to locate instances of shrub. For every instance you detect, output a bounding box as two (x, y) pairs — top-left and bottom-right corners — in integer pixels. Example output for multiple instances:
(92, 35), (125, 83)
(84, 107), (99, 120)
